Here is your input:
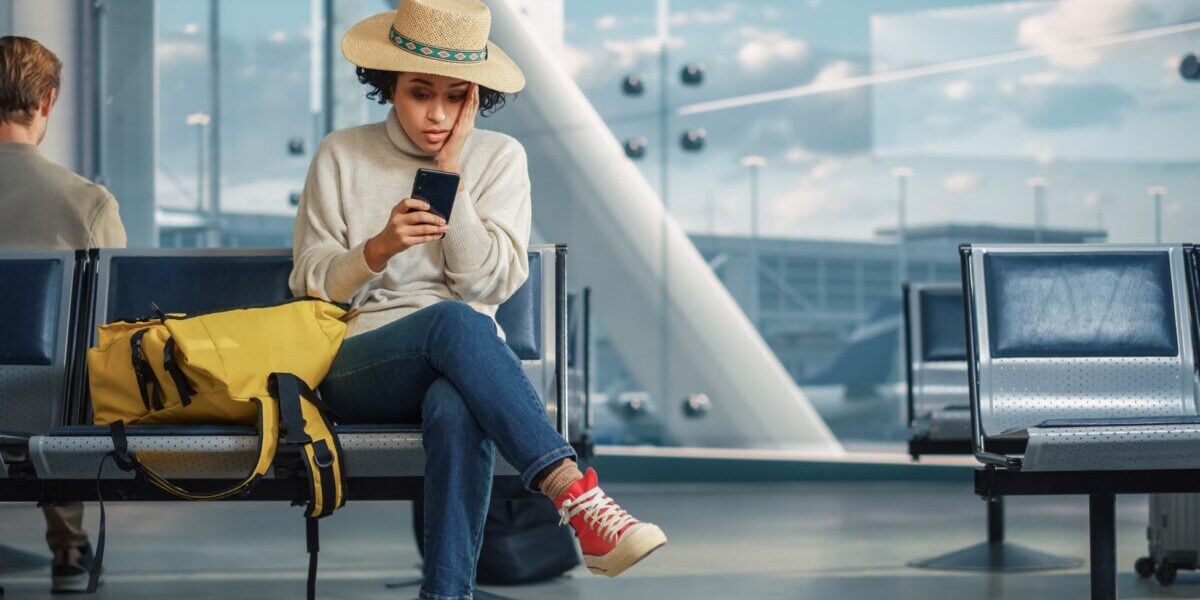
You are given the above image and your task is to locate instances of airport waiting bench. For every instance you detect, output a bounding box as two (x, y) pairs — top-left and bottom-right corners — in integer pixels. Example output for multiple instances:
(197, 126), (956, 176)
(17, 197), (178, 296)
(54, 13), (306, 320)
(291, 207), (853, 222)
(904, 282), (972, 459)
(962, 243), (1200, 600)
(902, 282), (1078, 571)
(0, 245), (570, 506)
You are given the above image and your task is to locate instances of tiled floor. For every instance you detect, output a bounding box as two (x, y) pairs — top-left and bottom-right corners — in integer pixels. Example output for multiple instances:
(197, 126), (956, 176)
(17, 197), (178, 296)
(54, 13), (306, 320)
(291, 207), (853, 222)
(0, 482), (1196, 599)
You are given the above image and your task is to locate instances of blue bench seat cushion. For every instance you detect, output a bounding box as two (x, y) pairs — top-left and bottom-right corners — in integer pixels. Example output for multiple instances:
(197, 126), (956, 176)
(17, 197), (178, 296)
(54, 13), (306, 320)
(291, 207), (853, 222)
(984, 252), (1178, 358)
(494, 252), (541, 360)
(918, 288), (966, 362)
(106, 255), (293, 321)
(105, 252), (542, 360)
(0, 259), (63, 365)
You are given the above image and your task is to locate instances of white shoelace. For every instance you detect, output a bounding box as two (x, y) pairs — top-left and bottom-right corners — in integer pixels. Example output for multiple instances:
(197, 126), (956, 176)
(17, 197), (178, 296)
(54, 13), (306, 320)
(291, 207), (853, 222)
(558, 486), (638, 544)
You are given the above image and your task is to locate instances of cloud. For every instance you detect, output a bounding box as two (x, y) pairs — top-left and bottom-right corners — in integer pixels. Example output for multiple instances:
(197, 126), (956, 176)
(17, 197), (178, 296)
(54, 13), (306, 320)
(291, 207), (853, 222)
(1024, 143), (1056, 165)
(785, 146), (816, 163)
(603, 36), (685, 69)
(769, 185), (834, 231)
(943, 79), (972, 101)
(1019, 71), (1062, 87)
(943, 171), (981, 193)
(1017, 82), (1136, 129)
(811, 60), (857, 85)
(596, 15), (618, 31)
(808, 159), (842, 180)
(736, 27), (809, 71)
(562, 43), (595, 78)
(671, 4), (738, 26)
(1017, 0), (1162, 69)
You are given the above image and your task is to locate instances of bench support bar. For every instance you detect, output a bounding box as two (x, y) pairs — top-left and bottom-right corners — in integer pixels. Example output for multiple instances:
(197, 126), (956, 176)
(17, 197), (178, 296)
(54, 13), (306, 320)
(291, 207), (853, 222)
(1090, 493), (1116, 600)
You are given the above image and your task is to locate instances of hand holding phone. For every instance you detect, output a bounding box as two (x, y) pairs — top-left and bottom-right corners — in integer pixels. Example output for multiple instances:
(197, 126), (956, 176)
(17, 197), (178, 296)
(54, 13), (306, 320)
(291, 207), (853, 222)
(411, 168), (460, 221)
(364, 196), (451, 271)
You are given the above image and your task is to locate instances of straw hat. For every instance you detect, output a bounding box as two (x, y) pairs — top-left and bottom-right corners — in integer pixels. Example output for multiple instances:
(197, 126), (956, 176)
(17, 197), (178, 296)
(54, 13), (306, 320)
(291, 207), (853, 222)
(341, 0), (525, 93)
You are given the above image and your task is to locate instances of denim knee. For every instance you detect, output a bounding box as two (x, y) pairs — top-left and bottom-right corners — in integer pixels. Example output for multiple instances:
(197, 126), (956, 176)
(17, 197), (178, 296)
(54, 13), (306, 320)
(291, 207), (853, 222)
(427, 300), (494, 343)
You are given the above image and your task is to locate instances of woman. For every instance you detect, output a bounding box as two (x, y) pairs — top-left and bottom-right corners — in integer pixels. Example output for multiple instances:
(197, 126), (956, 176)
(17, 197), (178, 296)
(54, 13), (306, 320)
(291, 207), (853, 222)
(289, 1), (666, 598)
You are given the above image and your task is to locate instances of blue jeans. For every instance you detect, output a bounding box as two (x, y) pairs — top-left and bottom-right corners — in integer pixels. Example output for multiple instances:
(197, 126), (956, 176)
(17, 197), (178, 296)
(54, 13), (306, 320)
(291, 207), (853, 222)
(318, 301), (576, 600)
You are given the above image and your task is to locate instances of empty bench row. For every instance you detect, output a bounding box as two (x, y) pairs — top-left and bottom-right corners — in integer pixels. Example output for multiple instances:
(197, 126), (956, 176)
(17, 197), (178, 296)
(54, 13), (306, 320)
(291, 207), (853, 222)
(907, 243), (1200, 600)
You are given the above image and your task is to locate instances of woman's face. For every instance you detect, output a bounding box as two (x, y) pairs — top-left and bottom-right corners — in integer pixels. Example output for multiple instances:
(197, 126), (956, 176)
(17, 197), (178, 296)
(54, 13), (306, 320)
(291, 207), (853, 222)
(391, 72), (470, 154)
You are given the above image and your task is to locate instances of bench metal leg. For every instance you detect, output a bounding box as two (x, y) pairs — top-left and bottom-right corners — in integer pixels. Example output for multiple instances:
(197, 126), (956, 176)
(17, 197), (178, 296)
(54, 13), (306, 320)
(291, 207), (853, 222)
(988, 495), (1004, 543)
(1089, 493), (1116, 600)
(909, 496), (1083, 571)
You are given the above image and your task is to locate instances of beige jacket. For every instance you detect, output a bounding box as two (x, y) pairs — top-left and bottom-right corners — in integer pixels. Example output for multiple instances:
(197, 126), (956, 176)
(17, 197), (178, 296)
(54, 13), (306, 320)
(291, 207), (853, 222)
(0, 142), (126, 250)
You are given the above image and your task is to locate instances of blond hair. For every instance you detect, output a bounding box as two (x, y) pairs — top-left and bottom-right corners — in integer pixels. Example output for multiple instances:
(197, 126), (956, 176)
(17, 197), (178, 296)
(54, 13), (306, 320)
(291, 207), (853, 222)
(0, 36), (62, 127)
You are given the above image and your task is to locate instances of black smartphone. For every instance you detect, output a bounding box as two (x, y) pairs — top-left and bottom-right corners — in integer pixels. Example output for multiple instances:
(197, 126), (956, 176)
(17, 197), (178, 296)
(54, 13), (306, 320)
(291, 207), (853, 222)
(411, 168), (460, 221)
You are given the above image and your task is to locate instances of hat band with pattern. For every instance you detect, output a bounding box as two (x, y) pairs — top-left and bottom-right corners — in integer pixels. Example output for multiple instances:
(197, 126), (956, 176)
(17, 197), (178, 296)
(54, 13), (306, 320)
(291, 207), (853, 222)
(388, 26), (488, 63)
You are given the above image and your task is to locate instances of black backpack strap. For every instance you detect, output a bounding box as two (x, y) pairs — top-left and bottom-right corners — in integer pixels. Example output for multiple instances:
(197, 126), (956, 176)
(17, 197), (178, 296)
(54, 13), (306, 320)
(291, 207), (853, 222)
(162, 337), (195, 407)
(272, 373), (312, 446)
(270, 373), (346, 517)
(270, 372), (346, 600)
(89, 422), (135, 594)
(306, 517), (320, 600)
(129, 329), (165, 411)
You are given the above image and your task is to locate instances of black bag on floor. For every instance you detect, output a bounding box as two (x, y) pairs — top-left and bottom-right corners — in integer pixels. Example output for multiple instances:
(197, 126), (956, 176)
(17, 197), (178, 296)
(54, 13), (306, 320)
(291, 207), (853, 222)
(414, 495), (580, 584)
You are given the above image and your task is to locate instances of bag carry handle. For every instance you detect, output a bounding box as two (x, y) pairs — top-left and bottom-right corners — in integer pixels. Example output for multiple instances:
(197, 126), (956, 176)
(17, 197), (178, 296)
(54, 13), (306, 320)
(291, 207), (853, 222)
(106, 398), (279, 501)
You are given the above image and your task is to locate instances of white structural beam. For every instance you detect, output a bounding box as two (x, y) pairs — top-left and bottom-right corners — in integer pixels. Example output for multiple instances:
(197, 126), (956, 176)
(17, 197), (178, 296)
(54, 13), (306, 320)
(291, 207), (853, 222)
(484, 0), (841, 451)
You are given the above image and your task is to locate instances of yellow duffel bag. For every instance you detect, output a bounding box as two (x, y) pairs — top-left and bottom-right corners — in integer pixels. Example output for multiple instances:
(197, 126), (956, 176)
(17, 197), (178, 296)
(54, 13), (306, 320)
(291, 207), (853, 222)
(88, 296), (347, 508)
(85, 297), (350, 597)
(89, 298), (346, 427)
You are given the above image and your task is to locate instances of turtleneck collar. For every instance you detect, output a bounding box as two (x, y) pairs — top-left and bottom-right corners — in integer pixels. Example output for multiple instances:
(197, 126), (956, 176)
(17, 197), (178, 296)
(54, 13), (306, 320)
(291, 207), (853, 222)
(385, 107), (436, 160)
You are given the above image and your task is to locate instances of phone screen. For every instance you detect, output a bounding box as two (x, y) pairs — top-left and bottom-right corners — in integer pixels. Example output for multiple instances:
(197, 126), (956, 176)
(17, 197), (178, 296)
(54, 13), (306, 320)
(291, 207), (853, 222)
(412, 168), (460, 221)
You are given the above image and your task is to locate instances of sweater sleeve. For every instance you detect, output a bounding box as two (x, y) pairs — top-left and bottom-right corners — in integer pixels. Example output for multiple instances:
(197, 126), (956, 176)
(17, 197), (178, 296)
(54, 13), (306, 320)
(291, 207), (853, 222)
(441, 140), (532, 305)
(88, 190), (127, 249)
(289, 140), (382, 303)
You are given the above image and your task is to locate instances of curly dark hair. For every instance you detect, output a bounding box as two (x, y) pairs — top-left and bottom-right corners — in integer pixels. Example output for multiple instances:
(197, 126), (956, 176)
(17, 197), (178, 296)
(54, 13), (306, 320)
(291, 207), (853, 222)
(356, 67), (510, 117)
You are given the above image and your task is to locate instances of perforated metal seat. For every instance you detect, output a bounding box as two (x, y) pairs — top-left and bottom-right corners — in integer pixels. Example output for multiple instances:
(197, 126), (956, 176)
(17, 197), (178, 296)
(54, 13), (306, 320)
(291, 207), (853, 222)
(0, 251), (83, 438)
(24, 246), (566, 486)
(963, 244), (1200, 472)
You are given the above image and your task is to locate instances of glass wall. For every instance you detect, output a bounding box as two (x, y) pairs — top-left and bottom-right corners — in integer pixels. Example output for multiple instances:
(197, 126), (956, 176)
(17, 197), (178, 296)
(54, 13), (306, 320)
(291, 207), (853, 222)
(562, 0), (1200, 447)
(89, 0), (1200, 452)
(144, 0), (324, 248)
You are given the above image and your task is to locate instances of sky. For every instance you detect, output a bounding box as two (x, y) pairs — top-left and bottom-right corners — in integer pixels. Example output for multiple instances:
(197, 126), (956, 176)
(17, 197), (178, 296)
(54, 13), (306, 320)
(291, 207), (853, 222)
(561, 0), (1200, 243)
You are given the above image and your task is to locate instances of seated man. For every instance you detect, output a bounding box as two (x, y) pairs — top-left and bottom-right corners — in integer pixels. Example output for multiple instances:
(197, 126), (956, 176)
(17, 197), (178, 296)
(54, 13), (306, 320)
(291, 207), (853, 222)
(0, 35), (126, 592)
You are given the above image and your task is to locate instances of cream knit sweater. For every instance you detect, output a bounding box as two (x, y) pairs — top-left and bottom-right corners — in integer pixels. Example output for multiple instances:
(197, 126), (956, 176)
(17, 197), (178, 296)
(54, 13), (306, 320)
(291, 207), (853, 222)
(289, 109), (531, 339)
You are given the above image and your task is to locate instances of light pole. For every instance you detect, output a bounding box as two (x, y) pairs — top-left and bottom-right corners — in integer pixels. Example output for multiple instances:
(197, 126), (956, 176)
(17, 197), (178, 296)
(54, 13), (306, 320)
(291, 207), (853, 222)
(891, 167), (912, 285)
(1027, 176), (1047, 243)
(742, 155), (766, 328)
(1148, 185), (1167, 243)
(186, 112), (211, 217)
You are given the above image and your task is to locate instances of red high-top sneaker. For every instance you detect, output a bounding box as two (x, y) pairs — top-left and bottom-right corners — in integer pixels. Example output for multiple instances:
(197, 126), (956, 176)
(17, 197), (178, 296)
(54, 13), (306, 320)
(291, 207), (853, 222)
(555, 467), (667, 577)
